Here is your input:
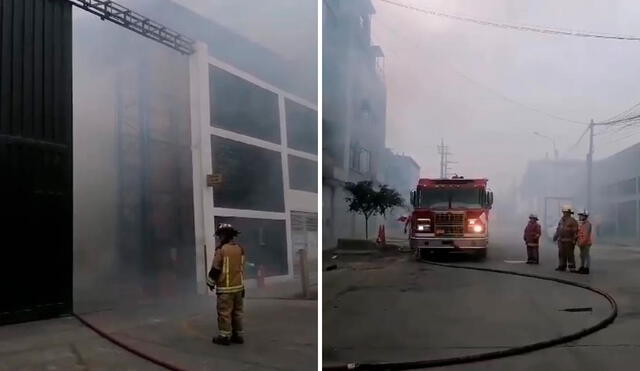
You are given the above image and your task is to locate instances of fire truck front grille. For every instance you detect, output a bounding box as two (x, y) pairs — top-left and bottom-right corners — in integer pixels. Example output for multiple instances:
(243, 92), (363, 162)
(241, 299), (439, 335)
(434, 213), (465, 237)
(434, 213), (464, 225)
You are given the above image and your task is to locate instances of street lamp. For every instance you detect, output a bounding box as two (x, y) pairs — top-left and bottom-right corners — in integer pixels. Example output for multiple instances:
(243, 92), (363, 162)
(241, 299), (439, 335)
(533, 131), (558, 160)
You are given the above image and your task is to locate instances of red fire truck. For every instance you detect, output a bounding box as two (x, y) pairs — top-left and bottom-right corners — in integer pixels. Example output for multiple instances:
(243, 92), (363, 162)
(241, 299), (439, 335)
(409, 176), (494, 259)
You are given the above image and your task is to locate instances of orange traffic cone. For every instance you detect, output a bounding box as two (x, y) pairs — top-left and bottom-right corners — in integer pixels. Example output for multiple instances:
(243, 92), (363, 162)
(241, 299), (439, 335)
(376, 224), (386, 246)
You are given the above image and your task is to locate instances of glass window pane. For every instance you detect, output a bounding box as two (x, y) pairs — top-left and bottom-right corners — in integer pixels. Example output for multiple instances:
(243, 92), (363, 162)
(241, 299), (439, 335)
(285, 99), (317, 154)
(209, 65), (280, 144)
(214, 216), (288, 277)
(211, 136), (285, 212)
(288, 155), (317, 193)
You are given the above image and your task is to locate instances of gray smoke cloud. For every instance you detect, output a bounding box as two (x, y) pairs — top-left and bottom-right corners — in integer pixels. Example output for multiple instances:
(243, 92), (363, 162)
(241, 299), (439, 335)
(373, 0), (640, 198)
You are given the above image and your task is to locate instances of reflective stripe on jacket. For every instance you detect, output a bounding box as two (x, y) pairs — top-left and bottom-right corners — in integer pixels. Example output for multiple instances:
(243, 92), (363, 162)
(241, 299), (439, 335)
(524, 221), (541, 247)
(211, 242), (245, 294)
(577, 220), (593, 247)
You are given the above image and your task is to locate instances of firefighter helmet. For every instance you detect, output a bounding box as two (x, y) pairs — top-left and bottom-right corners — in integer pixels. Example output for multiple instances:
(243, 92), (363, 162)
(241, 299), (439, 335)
(578, 209), (589, 217)
(529, 213), (538, 220)
(561, 205), (574, 214)
(215, 223), (240, 237)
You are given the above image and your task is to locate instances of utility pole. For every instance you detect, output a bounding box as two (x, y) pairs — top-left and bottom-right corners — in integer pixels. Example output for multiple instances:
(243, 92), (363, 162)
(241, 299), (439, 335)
(586, 119), (594, 212)
(437, 139), (455, 179)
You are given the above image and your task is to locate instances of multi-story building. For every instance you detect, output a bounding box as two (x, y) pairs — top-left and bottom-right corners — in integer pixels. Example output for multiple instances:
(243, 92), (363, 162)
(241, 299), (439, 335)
(322, 0), (387, 248)
(73, 1), (317, 309)
(592, 143), (640, 245)
(382, 150), (420, 238)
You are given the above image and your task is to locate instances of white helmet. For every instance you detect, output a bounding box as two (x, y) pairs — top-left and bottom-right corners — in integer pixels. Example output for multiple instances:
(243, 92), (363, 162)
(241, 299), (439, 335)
(578, 209), (589, 217)
(561, 205), (574, 214)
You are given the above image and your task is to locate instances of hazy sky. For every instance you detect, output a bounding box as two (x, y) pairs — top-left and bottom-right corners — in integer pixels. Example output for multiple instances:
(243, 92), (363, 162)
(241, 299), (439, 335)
(372, 0), (640, 193)
(172, 0), (317, 71)
(73, 0), (317, 77)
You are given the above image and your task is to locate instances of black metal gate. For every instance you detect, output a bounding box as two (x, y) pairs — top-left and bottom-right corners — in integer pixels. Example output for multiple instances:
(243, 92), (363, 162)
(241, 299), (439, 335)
(0, 0), (73, 324)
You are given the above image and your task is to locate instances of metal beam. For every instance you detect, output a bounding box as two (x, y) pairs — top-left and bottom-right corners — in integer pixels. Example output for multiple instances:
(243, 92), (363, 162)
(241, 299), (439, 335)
(66, 0), (195, 54)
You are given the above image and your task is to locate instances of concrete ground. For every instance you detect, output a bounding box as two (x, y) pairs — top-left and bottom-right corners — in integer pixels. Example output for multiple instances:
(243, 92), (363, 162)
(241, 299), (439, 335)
(1, 282), (317, 371)
(323, 226), (640, 370)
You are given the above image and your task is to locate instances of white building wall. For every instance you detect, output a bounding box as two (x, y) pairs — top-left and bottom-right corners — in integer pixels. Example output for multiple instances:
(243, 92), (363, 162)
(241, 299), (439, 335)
(189, 42), (318, 293)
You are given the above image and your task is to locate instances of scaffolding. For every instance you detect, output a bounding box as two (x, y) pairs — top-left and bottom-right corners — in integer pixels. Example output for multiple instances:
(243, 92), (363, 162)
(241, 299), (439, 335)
(67, 0), (195, 54)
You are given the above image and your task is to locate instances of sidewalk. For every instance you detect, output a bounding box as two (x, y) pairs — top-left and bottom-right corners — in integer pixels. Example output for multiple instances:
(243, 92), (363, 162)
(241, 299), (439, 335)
(248, 259), (318, 300)
(1, 293), (317, 371)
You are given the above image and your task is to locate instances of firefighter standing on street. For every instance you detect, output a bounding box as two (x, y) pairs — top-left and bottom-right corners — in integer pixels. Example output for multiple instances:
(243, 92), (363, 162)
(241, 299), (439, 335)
(523, 214), (541, 264)
(207, 224), (245, 346)
(576, 210), (593, 274)
(553, 205), (579, 272)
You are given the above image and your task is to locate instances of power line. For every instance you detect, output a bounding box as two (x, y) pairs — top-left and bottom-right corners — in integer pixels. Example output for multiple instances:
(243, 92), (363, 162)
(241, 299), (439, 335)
(376, 0), (640, 42)
(373, 16), (587, 126)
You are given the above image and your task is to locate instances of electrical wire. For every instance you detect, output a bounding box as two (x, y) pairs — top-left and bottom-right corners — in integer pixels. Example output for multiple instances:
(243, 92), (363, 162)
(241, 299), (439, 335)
(373, 16), (587, 126)
(376, 0), (640, 42)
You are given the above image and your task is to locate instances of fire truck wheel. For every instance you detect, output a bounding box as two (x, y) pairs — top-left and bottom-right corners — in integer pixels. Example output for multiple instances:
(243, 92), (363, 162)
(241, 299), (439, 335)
(476, 249), (487, 260)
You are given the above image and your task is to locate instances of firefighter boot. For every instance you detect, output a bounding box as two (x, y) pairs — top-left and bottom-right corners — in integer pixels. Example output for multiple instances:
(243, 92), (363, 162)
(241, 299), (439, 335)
(581, 268), (590, 275)
(212, 336), (231, 346)
(231, 333), (244, 344)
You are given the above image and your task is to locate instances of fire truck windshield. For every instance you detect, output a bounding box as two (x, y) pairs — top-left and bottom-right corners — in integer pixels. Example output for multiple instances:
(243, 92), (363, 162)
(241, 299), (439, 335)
(418, 188), (483, 209)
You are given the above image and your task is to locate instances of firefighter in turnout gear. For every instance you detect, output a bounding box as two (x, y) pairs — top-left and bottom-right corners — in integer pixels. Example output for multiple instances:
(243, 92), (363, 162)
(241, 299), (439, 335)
(208, 224), (245, 346)
(576, 210), (593, 274)
(553, 205), (579, 272)
(523, 214), (541, 264)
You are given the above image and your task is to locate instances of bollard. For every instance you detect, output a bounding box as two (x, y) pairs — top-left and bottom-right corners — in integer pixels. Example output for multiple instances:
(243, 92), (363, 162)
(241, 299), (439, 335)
(257, 265), (265, 289)
(298, 249), (310, 299)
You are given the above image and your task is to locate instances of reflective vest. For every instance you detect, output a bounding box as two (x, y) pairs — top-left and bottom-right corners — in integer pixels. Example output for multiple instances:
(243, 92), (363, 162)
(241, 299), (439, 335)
(208, 242), (245, 294)
(577, 220), (593, 247)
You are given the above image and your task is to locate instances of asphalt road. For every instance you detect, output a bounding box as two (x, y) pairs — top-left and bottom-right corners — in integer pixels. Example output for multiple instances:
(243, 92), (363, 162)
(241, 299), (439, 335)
(323, 226), (640, 370)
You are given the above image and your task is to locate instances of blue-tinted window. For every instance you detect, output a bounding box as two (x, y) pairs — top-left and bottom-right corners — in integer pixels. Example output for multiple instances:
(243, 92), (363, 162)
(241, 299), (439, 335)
(210, 66), (280, 143)
(214, 216), (288, 277)
(288, 155), (317, 193)
(286, 99), (317, 154)
(211, 136), (284, 212)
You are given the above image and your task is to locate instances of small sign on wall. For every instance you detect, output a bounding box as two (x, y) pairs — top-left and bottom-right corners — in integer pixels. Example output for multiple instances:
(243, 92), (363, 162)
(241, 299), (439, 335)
(207, 174), (222, 186)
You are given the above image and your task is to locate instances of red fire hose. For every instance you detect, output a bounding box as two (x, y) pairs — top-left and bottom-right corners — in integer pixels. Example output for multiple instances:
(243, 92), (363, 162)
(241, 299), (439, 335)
(73, 312), (186, 371)
(323, 260), (618, 371)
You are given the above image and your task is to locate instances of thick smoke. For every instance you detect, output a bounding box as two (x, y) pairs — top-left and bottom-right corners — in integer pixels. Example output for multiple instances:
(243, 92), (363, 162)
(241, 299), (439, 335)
(72, 0), (317, 312)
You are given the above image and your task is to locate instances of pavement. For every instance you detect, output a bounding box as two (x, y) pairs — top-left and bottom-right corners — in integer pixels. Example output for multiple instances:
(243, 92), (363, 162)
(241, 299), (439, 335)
(323, 226), (640, 370)
(1, 279), (317, 371)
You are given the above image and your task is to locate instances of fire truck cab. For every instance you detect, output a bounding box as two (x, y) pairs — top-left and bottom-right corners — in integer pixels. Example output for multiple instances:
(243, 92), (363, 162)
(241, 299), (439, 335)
(409, 176), (494, 259)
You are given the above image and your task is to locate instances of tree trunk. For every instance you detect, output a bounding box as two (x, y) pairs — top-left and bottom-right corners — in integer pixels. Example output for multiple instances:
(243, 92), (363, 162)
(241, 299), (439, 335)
(365, 216), (369, 240)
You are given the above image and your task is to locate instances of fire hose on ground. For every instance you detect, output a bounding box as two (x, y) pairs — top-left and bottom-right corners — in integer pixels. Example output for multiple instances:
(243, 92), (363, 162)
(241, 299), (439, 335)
(324, 259), (618, 371)
(72, 312), (186, 371)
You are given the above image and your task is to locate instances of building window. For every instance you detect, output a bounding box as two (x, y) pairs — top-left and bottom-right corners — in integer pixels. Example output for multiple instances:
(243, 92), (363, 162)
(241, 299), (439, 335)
(215, 216), (288, 277)
(349, 145), (371, 174)
(618, 178), (637, 195)
(285, 99), (317, 155)
(209, 65), (280, 144)
(359, 149), (371, 173)
(288, 155), (317, 193)
(211, 136), (285, 212)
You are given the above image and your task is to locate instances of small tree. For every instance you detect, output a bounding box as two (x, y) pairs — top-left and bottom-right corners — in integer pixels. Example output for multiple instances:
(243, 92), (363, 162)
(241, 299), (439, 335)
(344, 181), (404, 240)
(376, 185), (404, 219)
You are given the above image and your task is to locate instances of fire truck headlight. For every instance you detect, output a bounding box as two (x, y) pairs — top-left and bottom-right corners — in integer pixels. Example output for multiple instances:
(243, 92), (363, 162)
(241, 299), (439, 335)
(468, 218), (477, 225)
(472, 224), (483, 233)
(417, 224), (430, 232)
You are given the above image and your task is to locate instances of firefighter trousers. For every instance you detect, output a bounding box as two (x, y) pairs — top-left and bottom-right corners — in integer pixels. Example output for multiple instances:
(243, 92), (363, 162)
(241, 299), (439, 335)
(526, 246), (539, 263)
(217, 291), (244, 338)
(579, 245), (591, 268)
(558, 242), (576, 269)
